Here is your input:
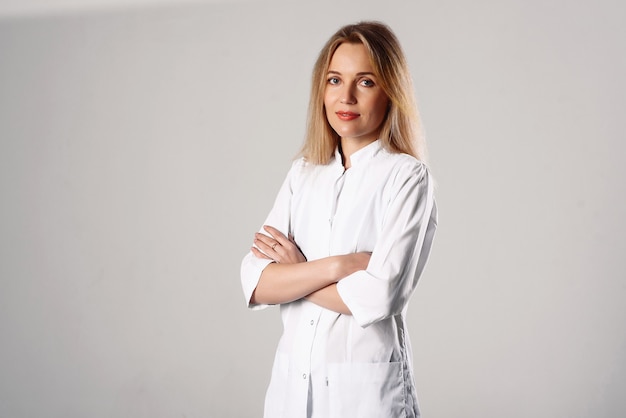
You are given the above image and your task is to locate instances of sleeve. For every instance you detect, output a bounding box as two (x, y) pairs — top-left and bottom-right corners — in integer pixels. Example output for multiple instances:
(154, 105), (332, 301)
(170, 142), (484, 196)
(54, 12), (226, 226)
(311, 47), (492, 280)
(240, 160), (300, 310)
(336, 161), (438, 327)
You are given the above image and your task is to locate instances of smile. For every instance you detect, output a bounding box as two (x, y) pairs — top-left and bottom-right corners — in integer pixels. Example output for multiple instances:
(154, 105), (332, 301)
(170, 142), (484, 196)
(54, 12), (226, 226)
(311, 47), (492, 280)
(336, 111), (360, 121)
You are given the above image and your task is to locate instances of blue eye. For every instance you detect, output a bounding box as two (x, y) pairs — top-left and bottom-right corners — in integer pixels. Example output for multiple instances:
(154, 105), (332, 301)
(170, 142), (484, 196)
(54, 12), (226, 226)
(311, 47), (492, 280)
(360, 79), (375, 87)
(328, 77), (340, 85)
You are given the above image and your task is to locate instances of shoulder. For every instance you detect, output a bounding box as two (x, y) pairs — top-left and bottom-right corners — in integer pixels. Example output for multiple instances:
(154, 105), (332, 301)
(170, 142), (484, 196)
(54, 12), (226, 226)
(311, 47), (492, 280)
(291, 156), (309, 171)
(287, 156), (314, 179)
(284, 156), (327, 190)
(377, 149), (431, 186)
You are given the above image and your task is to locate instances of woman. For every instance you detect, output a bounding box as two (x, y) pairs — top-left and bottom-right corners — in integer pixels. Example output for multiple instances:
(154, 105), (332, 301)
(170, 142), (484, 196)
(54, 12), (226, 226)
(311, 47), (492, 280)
(241, 21), (438, 418)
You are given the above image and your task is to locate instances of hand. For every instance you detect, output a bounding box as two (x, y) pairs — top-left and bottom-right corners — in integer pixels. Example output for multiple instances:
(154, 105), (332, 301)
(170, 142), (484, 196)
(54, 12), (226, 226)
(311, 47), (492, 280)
(252, 225), (307, 264)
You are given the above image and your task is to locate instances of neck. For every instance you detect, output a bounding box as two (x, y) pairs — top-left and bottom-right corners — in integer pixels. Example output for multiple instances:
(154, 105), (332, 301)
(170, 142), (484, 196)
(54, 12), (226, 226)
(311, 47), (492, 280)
(339, 137), (377, 169)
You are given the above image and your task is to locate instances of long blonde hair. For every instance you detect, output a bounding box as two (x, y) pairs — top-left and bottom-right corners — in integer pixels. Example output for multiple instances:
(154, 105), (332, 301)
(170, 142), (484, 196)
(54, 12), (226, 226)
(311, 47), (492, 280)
(301, 21), (426, 165)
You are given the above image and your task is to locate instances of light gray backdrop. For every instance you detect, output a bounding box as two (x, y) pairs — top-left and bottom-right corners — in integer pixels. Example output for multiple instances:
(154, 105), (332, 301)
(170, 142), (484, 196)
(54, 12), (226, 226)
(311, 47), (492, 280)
(0, 0), (624, 417)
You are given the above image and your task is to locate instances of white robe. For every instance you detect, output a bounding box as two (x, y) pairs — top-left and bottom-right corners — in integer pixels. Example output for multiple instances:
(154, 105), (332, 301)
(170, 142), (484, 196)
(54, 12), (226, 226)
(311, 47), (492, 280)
(241, 140), (438, 418)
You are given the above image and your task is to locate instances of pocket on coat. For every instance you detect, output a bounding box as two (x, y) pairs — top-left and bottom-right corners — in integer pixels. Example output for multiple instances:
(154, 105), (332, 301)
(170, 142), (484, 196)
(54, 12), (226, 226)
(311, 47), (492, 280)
(327, 361), (406, 418)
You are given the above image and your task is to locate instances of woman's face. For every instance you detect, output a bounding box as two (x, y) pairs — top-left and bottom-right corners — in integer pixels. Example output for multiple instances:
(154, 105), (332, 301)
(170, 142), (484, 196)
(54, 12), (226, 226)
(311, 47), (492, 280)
(324, 42), (389, 145)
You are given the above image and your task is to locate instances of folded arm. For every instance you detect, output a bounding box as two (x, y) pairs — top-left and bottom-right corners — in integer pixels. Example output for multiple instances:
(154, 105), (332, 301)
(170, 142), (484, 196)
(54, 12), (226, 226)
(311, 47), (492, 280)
(249, 225), (368, 311)
(305, 284), (351, 315)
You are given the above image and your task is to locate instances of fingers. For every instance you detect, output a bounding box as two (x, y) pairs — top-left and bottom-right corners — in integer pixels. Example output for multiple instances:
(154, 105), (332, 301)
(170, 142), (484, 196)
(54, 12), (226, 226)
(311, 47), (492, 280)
(263, 225), (290, 246)
(252, 225), (308, 265)
(251, 246), (272, 260)
(255, 225), (289, 256)
(254, 233), (279, 254)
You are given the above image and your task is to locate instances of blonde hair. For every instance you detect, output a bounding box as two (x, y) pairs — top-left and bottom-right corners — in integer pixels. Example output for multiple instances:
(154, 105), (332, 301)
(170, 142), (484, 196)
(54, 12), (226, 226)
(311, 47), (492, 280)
(301, 21), (427, 165)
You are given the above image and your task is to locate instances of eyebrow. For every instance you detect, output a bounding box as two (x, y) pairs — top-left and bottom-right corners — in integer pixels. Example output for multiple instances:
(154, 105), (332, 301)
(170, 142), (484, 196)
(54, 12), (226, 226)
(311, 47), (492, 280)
(327, 70), (376, 77)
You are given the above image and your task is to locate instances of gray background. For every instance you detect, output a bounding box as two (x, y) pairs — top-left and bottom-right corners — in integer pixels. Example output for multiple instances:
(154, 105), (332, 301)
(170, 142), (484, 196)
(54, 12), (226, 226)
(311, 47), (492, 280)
(1, 0), (624, 416)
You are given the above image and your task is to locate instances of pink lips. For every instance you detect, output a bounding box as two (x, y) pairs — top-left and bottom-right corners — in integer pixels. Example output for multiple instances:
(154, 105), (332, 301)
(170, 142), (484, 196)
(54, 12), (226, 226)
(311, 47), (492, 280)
(336, 111), (360, 121)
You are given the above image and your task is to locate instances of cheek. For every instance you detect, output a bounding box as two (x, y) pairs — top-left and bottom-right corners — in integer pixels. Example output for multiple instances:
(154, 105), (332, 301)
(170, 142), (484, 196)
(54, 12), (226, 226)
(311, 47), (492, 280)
(369, 98), (388, 120)
(324, 89), (335, 107)
(376, 97), (390, 118)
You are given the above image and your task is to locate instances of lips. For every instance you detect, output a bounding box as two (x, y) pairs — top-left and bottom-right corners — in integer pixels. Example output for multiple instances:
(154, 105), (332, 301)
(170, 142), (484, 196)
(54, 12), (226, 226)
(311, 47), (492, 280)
(336, 111), (360, 121)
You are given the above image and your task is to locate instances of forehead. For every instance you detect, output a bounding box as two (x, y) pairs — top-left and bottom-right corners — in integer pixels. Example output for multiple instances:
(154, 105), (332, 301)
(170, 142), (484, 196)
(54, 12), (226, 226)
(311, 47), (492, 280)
(328, 42), (374, 73)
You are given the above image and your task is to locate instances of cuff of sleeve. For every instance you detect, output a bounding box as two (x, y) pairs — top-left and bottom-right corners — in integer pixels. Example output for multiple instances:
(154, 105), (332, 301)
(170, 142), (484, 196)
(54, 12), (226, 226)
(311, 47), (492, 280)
(240, 253), (275, 310)
(336, 270), (380, 328)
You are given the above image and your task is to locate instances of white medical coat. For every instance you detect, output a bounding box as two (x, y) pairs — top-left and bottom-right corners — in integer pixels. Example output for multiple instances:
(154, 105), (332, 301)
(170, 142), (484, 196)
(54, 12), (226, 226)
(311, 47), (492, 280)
(241, 140), (438, 418)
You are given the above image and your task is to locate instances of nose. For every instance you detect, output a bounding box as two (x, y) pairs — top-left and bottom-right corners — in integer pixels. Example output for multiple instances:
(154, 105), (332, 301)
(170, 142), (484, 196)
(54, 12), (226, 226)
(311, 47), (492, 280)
(339, 84), (356, 105)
